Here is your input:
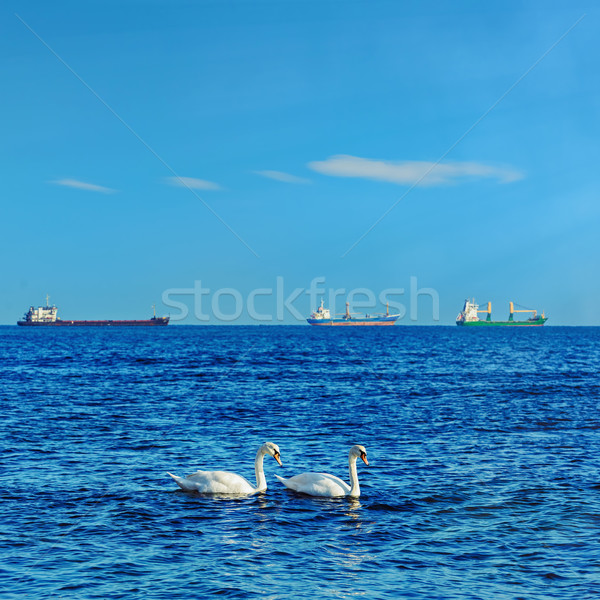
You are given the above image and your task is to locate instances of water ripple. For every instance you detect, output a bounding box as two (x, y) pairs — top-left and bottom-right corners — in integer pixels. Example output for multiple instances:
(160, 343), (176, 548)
(1, 326), (599, 599)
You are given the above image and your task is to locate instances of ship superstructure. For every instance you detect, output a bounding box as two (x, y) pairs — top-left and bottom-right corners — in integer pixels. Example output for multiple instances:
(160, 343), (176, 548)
(21, 296), (59, 323)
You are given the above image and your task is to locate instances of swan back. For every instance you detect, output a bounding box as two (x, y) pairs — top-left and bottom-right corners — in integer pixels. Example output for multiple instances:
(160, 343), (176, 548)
(168, 470), (256, 494)
(274, 472), (350, 497)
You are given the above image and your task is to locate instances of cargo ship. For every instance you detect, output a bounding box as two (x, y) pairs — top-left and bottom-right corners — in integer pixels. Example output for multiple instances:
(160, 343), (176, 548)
(17, 297), (169, 326)
(307, 299), (399, 326)
(456, 299), (547, 327)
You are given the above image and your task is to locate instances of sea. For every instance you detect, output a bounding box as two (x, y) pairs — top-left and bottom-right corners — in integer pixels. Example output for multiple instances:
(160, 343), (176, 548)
(1, 325), (599, 599)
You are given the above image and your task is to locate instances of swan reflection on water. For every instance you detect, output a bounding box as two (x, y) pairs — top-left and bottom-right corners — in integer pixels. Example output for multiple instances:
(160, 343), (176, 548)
(345, 498), (363, 521)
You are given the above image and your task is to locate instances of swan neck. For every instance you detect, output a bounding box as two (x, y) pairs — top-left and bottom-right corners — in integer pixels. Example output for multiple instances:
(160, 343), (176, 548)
(348, 454), (360, 497)
(254, 447), (267, 491)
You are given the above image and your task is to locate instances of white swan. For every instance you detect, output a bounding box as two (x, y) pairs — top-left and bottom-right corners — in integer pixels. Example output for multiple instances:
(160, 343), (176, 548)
(275, 445), (368, 498)
(167, 442), (282, 494)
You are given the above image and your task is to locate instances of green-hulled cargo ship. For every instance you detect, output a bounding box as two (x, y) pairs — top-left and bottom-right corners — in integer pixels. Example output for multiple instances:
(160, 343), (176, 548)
(456, 299), (547, 327)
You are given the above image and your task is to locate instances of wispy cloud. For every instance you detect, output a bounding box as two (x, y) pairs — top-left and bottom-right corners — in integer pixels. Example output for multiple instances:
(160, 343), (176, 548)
(308, 155), (524, 186)
(165, 176), (222, 190)
(254, 170), (311, 184)
(51, 178), (117, 193)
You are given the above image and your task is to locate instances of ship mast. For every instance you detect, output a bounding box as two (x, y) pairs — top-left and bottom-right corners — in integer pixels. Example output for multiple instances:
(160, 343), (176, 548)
(509, 301), (537, 321)
(477, 302), (492, 322)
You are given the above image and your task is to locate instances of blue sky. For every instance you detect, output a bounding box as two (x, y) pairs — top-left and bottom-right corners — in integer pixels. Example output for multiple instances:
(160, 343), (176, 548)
(1, 1), (598, 324)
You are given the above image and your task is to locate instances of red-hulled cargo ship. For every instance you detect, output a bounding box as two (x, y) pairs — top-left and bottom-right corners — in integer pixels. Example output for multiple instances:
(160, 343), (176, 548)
(17, 297), (169, 326)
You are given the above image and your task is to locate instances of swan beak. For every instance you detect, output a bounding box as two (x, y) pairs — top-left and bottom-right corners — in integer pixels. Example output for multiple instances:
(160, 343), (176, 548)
(361, 454), (369, 466)
(274, 452), (282, 466)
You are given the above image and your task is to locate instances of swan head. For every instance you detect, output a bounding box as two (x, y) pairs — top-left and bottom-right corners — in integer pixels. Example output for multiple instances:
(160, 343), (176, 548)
(350, 445), (369, 466)
(261, 442), (283, 466)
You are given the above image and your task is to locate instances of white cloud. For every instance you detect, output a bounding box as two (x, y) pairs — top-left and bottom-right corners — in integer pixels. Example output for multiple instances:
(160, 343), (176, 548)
(51, 178), (117, 193)
(254, 170), (311, 184)
(165, 176), (222, 190)
(307, 155), (524, 186)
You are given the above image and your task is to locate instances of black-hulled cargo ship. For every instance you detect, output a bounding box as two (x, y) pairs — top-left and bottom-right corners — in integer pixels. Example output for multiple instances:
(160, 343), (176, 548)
(17, 297), (169, 326)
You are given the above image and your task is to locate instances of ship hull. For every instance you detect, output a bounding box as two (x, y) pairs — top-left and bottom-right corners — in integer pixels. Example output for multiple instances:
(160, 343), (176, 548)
(307, 316), (398, 326)
(18, 318), (169, 327)
(456, 318), (547, 327)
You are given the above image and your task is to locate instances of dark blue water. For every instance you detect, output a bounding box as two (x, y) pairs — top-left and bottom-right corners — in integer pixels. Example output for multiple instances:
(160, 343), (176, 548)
(1, 326), (599, 599)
